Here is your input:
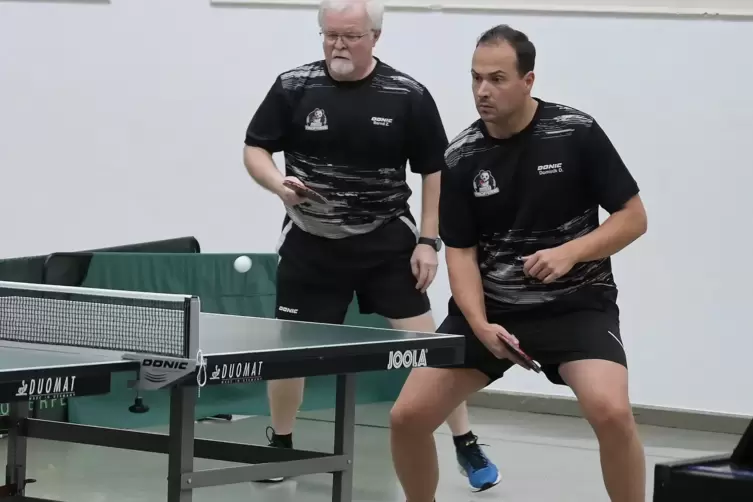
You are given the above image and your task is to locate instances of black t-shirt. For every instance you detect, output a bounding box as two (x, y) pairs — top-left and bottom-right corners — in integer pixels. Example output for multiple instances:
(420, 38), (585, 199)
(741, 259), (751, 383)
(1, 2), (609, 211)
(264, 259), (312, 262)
(439, 99), (640, 317)
(245, 58), (448, 239)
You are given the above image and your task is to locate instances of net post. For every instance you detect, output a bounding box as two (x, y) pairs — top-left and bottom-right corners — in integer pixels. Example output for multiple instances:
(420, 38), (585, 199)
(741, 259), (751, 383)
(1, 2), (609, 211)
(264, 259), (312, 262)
(184, 296), (201, 359)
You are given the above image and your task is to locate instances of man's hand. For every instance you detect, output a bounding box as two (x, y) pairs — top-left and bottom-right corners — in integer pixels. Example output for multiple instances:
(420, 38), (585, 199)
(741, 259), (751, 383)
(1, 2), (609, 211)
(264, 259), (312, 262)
(472, 322), (531, 369)
(410, 244), (438, 293)
(276, 176), (307, 206)
(522, 245), (578, 284)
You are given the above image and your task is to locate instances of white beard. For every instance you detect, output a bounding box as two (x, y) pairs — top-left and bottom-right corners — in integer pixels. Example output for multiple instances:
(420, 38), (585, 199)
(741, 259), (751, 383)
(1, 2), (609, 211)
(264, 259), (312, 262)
(329, 58), (354, 76)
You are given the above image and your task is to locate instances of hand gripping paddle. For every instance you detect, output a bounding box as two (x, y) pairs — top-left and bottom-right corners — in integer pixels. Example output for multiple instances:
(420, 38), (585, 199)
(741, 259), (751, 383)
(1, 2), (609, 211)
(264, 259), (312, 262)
(496, 333), (542, 373)
(282, 179), (329, 205)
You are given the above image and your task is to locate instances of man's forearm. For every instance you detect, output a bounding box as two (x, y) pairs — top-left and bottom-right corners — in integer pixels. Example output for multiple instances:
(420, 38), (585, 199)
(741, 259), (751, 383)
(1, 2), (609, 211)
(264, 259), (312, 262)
(563, 195), (647, 263)
(243, 146), (284, 195)
(446, 247), (488, 330)
(419, 172), (441, 238)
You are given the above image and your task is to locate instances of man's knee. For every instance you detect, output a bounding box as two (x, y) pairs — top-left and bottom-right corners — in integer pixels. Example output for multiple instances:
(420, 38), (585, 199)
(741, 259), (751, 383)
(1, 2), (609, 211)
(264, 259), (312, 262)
(559, 359), (635, 438)
(581, 394), (636, 438)
(389, 368), (459, 435)
(390, 367), (488, 435)
(389, 401), (415, 432)
(389, 393), (439, 435)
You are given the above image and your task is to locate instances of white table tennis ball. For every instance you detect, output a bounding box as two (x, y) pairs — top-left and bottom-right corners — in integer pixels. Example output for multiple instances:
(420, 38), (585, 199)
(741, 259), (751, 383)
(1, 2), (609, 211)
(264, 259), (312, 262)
(234, 255), (252, 273)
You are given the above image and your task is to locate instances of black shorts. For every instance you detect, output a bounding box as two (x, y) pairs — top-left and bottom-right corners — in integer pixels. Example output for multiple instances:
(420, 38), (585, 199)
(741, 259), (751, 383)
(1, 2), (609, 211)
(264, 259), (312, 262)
(440, 306), (627, 386)
(275, 214), (431, 324)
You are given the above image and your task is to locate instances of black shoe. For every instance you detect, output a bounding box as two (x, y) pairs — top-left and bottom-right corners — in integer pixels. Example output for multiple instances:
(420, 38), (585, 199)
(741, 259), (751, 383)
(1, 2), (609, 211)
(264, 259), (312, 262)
(255, 426), (291, 483)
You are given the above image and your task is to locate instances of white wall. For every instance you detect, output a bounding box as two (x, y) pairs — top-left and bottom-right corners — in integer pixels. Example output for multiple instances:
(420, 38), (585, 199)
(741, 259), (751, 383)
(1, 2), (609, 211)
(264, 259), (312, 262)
(2, 0), (752, 417)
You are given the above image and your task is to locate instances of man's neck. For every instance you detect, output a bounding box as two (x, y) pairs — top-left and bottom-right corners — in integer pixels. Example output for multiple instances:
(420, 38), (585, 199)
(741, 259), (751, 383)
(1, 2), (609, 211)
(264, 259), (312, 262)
(485, 98), (539, 139)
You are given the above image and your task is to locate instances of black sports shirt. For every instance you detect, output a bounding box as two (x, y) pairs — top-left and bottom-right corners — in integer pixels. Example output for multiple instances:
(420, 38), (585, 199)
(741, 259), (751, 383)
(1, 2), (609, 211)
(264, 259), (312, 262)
(439, 99), (640, 316)
(245, 58), (447, 239)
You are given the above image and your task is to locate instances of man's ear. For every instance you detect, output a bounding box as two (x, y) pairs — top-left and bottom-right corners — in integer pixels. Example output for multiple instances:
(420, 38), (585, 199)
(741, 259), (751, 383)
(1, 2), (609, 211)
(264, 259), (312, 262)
(524, 71), (536, 91)
(372, 29), (382, 44)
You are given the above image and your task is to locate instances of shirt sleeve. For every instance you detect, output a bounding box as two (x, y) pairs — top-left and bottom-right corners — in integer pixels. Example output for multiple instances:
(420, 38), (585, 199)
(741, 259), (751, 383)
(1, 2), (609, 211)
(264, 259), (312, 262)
(244, 76), (292, 153)
(406, 87), (448, 175)
(439, 162), (478, 248)
(581, 119), (640, 214)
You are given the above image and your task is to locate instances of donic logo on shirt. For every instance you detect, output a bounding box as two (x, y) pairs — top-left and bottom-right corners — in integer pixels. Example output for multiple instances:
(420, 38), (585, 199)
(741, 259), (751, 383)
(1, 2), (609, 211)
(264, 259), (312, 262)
(387, 349), (428, 369)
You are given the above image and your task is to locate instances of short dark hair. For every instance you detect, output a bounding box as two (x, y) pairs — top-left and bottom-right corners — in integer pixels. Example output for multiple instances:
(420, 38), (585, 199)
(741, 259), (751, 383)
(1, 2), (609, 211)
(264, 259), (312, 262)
(476, 24), (536, 76)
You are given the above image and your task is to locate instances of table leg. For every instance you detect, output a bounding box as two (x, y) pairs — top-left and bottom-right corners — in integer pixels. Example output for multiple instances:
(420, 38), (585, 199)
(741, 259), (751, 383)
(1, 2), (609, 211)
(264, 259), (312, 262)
(5, 402), (28, 496)
(167, 386), (196, 502)
(332, 374), (356, 502)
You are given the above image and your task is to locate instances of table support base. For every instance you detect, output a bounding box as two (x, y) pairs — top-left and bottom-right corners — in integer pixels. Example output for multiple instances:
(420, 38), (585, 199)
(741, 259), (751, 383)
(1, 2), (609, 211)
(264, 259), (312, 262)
(0, 374), (358, 501)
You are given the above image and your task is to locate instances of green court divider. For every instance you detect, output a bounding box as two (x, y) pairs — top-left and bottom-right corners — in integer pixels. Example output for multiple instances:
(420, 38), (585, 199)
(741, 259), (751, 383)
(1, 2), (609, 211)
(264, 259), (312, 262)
(0, 255), (46, 283)
(66, 252), (410, 429)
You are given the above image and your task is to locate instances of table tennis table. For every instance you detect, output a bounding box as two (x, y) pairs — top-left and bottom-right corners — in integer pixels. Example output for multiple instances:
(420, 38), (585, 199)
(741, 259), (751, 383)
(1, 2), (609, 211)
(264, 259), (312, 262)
(0, 280), (464, 501)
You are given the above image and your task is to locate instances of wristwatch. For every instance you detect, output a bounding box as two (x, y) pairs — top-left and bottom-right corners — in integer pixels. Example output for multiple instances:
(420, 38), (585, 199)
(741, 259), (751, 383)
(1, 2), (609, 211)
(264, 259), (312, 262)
(418, 237), (442, 252)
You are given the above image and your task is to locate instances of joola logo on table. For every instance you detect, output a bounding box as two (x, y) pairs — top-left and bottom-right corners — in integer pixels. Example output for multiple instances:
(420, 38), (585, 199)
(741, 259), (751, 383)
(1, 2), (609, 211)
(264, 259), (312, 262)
(209, 361), (263, 384)
(387, 349), (428, 370)
(16, 376), (77, 400)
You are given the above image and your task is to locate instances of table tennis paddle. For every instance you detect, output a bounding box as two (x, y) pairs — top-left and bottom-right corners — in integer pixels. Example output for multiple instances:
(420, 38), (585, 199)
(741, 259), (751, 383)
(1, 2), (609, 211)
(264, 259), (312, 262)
(496, 332), (542, 373)
(282, 179), (329, 205)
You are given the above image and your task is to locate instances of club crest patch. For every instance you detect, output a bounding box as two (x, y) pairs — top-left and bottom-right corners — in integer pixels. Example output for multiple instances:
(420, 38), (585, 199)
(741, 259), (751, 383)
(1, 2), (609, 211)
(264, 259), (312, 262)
(473, 170), (499, 197)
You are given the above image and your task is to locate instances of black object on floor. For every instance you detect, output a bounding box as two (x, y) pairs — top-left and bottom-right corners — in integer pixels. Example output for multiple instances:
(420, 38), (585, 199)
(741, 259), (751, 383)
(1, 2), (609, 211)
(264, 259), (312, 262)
(653, 417), (753, 501)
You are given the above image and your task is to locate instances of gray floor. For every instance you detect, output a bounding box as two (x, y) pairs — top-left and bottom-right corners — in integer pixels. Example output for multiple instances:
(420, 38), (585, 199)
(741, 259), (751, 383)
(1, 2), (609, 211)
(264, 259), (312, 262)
(3, 402), (742, 501)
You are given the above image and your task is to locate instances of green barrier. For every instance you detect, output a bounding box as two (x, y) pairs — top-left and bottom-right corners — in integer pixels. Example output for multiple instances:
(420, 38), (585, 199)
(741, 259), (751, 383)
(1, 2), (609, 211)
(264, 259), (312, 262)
(0, 255), (45, 283)
(67, 252), (410, 429)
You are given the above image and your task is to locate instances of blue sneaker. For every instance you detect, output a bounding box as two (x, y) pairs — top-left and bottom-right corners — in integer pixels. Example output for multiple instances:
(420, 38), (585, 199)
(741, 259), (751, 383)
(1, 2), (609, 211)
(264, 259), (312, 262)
(455, 434), (501, 492)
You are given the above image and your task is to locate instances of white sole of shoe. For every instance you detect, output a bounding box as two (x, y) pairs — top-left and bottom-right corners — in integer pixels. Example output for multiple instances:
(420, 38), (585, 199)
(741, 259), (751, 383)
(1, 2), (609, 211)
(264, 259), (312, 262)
(457, 462), (502, 492)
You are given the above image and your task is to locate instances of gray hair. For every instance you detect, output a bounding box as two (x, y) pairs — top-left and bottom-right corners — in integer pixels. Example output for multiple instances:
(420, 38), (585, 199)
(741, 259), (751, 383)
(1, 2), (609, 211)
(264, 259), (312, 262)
(318, 0), (384, 31)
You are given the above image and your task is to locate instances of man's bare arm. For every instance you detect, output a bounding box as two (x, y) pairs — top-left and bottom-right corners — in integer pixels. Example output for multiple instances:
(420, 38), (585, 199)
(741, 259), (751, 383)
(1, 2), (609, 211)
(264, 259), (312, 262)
(446, 246), (488, 330)
(563, 194), (647, 263)
(419, 171), (441, 238)
(243, 145), (285, 195)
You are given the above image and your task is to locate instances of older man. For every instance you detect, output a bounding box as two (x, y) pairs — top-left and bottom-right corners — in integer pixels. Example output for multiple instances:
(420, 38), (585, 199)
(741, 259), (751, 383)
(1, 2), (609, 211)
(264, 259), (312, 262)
(389, 24), (648, 502)
(241, 0), (501, 491)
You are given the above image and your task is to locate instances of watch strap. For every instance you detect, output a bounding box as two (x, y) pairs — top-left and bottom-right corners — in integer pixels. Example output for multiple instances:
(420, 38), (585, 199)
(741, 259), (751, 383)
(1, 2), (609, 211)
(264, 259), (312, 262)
(417, 237), (439, 250)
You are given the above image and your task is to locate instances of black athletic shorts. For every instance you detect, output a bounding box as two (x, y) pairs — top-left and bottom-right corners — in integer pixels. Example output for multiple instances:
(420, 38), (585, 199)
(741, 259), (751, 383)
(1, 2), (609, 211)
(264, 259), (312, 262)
(275, 213), (431, 324)
(440, 303), (627, 386)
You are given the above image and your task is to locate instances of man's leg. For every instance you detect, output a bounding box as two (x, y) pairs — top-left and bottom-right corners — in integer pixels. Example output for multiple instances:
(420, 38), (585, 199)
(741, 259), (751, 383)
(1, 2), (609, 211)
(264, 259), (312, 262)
(390, 366), (490, 502)
(265, 294), (351, 481)
(267, 378), (305, 437)
(359, 216), (501, 491)
(388, 313), (501, 491)
(525, 306), (645, 501)
(263, 222), (353, 482)
(268, 285), (351, 448)
(559, 359), (646, 502)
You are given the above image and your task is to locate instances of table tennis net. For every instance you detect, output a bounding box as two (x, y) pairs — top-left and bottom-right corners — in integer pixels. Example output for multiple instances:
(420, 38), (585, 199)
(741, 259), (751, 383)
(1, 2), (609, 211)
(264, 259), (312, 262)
(0, 282), (192, 358)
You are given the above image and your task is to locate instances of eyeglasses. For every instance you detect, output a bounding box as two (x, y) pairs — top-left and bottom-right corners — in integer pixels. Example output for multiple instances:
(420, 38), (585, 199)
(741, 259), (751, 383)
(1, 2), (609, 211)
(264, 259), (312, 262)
(320, 31), (371, 44)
